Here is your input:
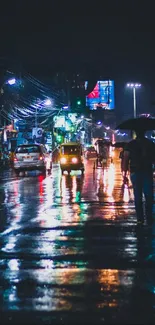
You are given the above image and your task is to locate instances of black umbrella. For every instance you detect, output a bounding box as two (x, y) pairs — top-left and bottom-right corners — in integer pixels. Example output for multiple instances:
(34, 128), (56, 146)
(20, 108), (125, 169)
(115, 117), (155, 131)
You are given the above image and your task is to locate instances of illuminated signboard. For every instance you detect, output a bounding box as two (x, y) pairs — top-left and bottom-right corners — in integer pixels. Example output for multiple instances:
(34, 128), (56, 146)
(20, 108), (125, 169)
(85, 80), (115, 110)
(53, 116), (66, 128)
(68, 113), (77, 123)
(53, 115), (72, 131)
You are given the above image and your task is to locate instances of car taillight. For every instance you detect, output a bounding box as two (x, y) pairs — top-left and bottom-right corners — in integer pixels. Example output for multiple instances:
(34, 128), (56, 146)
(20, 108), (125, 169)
(14, 155), (18, 162)
(39, 155), (43, 160)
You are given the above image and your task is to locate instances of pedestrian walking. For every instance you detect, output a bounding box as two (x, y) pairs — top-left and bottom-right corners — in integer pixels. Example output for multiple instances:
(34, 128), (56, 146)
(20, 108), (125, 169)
(123, 129), (155, 225)
(119, 149), (124, 172)
(119, 149), (129, 185)
(119, 149), (125, 178)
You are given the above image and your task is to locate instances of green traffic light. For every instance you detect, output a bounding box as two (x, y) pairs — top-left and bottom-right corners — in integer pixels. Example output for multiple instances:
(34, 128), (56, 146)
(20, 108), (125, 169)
(77, 100), (81, 105)
(56, 135), (63, 143)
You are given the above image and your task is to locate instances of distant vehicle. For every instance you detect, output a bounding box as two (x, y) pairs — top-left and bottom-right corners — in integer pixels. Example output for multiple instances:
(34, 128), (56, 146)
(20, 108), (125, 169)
(59, 142), (84, 175)
(95, 139), (112, 168)
(13, 144), (52, 175)
(139, 113), (151, 118)
(85, 146), (97, 159)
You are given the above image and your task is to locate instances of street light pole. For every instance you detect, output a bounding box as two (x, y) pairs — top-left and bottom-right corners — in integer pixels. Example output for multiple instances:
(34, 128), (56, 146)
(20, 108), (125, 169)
(90, 113), (93, 143)
(127, 83), (141, 118)
(0, 78), (16, 127)
(133, 87), (136, 118)
(35, 107), (38, 129)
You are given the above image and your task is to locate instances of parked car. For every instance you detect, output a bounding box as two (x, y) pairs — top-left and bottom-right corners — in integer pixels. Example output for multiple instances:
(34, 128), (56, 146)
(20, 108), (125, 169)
(13, 144), (52, 175)
(85, 146), (97, 159)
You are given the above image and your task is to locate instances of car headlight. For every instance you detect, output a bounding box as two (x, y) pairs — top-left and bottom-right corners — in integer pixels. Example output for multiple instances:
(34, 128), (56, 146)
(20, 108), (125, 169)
(60, 157), (67, 164)
(72, 157), (78, 163)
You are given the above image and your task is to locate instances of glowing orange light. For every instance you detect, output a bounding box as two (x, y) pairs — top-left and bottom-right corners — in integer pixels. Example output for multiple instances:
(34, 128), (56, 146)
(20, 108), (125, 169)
(72, 157), (78, 163)
(60, 157), (67, 164)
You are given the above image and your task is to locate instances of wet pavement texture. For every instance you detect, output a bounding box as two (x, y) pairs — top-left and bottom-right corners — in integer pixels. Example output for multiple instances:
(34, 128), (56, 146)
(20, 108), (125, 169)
(0, 149), (155, 324)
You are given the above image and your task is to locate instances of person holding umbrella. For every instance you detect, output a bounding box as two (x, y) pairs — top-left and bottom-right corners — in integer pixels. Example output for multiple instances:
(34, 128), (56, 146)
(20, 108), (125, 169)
(116, 117), (155, 225)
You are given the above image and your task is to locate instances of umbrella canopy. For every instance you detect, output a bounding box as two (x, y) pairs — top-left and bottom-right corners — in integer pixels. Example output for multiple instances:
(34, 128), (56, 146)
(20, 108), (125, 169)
(115, 117), (155, 131)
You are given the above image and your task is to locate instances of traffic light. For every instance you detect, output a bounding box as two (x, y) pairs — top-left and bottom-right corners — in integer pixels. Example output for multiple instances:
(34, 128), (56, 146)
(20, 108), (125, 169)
(77, 100), (81, 105)
(56, 134), (63, 143)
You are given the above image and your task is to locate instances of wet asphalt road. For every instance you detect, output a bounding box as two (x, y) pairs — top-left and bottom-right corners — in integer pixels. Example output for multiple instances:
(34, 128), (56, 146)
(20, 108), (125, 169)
(0, 150), (155, 324)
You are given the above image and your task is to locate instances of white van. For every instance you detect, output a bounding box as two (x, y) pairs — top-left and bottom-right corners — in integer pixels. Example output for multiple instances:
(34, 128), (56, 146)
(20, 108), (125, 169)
(13, 144), (51, 175)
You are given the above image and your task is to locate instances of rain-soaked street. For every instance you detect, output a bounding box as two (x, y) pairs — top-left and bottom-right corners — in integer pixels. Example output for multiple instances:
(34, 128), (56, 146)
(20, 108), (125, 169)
(0, 149), (155, 324)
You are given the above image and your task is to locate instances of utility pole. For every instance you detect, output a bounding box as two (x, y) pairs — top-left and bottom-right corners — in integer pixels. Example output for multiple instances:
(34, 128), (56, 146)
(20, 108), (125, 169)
(35, 107), (38, 129)
(127, 83), (141, 118)
(90, 112), (93, 143)
(133, 87), (136, 118)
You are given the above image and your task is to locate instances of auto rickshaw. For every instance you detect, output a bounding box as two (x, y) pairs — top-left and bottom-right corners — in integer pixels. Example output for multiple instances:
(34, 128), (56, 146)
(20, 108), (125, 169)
(59, 142), (84, 175)
(95, 139), (112, 168)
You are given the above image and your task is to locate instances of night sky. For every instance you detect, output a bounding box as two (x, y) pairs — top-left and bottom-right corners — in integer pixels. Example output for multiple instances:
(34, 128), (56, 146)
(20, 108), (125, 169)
(0, 0), (155, 118)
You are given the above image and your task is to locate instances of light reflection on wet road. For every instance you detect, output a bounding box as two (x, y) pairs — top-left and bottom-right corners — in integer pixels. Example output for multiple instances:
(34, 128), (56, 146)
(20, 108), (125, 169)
(0, 150), (155, 324)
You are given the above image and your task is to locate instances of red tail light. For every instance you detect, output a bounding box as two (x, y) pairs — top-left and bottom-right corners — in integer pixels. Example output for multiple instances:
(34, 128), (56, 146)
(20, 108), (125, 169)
(14, 155), (18, 162)
(39, 155), (43, 160)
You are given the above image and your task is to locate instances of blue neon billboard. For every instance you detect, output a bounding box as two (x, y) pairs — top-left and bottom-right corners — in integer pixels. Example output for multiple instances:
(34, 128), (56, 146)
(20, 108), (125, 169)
(85, 80), (115, 110)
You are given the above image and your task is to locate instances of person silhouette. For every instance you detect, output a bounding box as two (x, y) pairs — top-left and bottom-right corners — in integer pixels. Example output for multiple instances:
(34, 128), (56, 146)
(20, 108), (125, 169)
(123, 129), (155, 225)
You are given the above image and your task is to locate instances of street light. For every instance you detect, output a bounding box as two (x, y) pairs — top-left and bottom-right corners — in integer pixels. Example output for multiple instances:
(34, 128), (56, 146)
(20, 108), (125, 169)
(35, 98), (52, 128)
(44, 99), (51, 106)
(0, 78), (16, 95)
(0, 77), (17, 127)
(7, 78), (16, 85)
(127, 83), (141, 118)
